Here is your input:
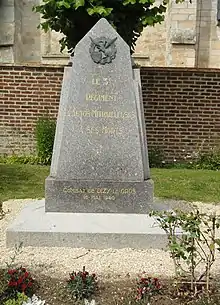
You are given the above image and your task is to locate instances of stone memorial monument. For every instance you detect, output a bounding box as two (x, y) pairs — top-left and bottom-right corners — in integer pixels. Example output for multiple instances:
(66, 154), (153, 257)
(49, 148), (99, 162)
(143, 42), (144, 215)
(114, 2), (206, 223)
(45, 18), (153, 214)
(6, 19), (166, 249)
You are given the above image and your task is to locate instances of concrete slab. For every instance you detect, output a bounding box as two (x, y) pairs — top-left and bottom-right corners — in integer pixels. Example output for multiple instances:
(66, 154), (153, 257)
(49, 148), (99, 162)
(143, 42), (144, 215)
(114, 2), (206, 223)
(6, 200), (168, 249)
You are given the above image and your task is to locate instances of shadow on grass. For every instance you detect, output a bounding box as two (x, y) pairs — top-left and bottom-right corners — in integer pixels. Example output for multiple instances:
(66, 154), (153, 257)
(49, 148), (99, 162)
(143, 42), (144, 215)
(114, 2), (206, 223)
(0, 164), (49, 202)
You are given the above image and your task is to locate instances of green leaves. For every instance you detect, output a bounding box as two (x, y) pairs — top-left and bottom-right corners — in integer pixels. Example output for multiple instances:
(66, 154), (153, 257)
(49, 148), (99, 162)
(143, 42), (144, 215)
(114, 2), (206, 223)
(75, 0), (85, 9)
(87, 6), (113, 17)
(52, 0), (85, 9)
(123, 0), (137, 4)
(139, 0), (155, 3)
(39, 22), (50, 32)
(57, 1), (71, 9)
(33, 0), (190, 54)
(35, 117), (56, 165)
(123, 0), (155, 4)
(67, 267), (97, 300)
(215, 238), (220, 251)
(150, 209), (220, 293)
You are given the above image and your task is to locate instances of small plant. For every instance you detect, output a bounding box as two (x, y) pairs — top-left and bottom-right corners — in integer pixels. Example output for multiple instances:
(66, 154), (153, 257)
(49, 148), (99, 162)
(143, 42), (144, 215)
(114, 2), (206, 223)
(180, 141), (220, 171)
(23, 294), (46, 305)
(35, 116), (56, 165)
(0, 244), (24, 303)
(67, 266), (97, 300)
(148, 147), (165, 168)
(6, 243), (23, 270)
(7, 267), (34, 296)
(150, 209), (220, 294)
(136, 274), (162, 304)
(4, 292), (28, 305)
(0, 269), (8, 301)
(193, 148), (220, 171)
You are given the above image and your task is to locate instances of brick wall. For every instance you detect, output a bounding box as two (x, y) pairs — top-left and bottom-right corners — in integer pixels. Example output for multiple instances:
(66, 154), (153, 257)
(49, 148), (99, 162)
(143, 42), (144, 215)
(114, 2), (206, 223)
(0, 65), (220, 160)
(0, 65), (63, 154)
(142, 68), (220, 160)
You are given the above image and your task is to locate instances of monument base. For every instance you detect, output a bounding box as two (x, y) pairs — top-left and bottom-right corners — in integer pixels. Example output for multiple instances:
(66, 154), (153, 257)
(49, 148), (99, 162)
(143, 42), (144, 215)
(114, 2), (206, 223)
(6, 200), (168, 249)
(45, 177), (154, 213)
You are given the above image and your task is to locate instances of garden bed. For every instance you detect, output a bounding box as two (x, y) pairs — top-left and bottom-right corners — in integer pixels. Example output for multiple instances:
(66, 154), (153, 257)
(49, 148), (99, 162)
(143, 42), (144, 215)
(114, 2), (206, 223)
(1, 268), (220, 305)
(1, 199), (220, 304)
(0, 272), (193, 305)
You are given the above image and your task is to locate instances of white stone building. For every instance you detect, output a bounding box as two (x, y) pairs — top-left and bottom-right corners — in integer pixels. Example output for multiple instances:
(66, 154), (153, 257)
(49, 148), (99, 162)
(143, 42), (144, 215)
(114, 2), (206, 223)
(0, 0), (220, 68)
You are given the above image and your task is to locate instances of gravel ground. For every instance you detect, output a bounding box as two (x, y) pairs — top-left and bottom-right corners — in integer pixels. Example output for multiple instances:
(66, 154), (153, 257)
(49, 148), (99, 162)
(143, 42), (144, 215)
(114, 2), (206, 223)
(1, 199), (220, 281)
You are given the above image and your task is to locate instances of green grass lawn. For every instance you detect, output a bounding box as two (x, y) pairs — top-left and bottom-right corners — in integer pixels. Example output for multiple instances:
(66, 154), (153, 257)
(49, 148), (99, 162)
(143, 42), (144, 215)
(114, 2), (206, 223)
(0, 164), (49, 202)
(152, 168), (220, 203)
(0, 164), (219, 203)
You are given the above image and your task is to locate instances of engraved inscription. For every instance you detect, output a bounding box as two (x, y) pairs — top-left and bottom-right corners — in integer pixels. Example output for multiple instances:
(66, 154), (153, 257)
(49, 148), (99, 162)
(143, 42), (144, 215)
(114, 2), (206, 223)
(69, 71), (136, 138)
(86, 126), (123, 136)
(68, 108), (136, 120)
(86, 93), (117, 102)
(91, 76), (111, 86)
(63, 187), (136, 201)
(83, 194), (116, 201)
(63, 187), (136, 195)
(92, 77), (100, 85)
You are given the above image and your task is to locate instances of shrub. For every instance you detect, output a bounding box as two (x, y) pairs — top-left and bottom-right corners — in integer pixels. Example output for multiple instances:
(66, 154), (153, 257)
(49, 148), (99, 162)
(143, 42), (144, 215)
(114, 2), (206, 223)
(4, 292), (28, 305)
(35, 117), (56, 165)
(0, 269), (8, 301)
(6, 267), (34, 296)
(150, 209), (220, 294)
(148, 147), (165, 168)
(6, 243), (23, 271)
(136, 274), (162, 303)
(149, 146), (220, 170)
(67, 266), (97, 300)
(0, 244), (34, 304)
(177, 143), (220, 171)
(192, 148), (220, 171)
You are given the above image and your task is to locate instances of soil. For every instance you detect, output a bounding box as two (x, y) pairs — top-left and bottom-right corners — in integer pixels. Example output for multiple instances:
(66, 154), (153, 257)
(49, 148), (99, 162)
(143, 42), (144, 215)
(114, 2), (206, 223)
(31, 274), (182, 305)
(1, 270), (220, 305)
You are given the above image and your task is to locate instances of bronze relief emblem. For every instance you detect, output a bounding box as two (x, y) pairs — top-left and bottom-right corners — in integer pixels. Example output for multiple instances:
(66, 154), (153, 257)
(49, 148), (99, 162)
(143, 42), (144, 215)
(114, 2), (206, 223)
(89, 36), (117, 65)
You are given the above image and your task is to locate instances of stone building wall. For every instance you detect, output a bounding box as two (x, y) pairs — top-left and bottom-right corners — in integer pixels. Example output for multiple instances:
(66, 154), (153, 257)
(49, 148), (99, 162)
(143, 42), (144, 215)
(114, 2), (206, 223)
(0, 0), (15, 63)
(135, 0), (197, 67)
(14, 0), (41, 63)
(136, 0), (220, 68)
(0, 0), (41, 64)
(209, 0), (220, 68)
(1, 0), (220, 67)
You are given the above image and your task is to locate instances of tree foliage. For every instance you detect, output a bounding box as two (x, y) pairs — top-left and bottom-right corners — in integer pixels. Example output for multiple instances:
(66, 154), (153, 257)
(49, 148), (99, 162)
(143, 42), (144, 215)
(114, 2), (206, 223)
(33, 0), (187, 54)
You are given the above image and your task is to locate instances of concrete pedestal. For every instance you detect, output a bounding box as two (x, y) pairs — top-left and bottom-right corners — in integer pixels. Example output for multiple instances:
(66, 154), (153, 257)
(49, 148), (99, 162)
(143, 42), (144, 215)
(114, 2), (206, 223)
(6, 200), (168, 249)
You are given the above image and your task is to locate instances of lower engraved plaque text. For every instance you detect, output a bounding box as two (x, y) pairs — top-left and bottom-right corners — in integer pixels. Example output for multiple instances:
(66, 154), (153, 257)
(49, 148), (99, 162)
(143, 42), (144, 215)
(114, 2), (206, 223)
(63, 187), (136, 201)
